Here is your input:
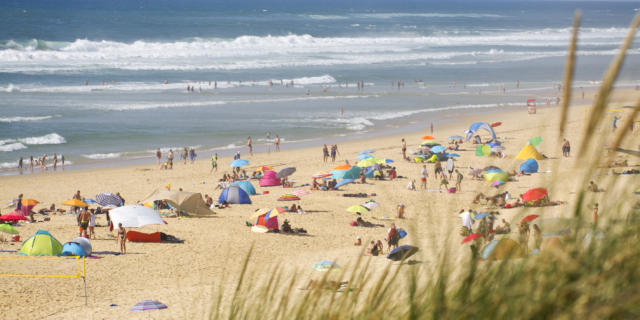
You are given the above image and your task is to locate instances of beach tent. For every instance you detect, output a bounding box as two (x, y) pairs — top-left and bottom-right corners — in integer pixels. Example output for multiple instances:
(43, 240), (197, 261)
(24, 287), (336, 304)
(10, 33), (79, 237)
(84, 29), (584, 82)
(219, 185), (251, 204)
(484, 171), (509, 182)
(231, 180), (257, 195)
(110, 205), (165, 228)
(256, 213), (279, 229)
(465, 122), (497, 142)
(259, 170), (281, 187)
(62, 242), (89, 257)
(142, 190), (214, 216)
(515, 144), (544, 160)
(19, 230), (62, 256)
(342, 166), (362, 180)
(481, 238), (524, 260)
(519, 158), (539, 174)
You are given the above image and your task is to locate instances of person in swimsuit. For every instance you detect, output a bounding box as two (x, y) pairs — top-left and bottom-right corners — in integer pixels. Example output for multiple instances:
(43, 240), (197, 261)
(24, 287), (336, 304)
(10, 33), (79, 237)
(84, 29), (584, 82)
(156, 148), (162, 164)
(275, 135), (280, 152)
(117, 223), (126, 254)
(210, 153), (218, 173)
(88, 209), (96, 239)
(401, 138), (407, 160)
(78, 208), (90, 237)
(322, 144), (329, 162)
(247, 137), (253, 155)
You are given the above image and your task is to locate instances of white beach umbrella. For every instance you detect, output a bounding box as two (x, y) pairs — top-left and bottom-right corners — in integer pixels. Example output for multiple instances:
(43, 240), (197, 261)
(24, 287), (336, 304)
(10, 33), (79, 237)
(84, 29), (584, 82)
(109, 205), (164, 228)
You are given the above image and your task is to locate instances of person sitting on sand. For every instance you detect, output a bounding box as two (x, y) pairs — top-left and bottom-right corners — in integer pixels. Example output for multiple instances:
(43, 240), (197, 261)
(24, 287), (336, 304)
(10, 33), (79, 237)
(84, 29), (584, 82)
(587, 181), (600, 192)
(354, 236), (362, 246)
(473, 192), (489, 204)
(289, 204), (298, 213)
(281, 219), (293, 233)
(494, 219), (511, 234)
(312, 179), (320, 190)
(389, 167), (397, 180)
(359, 172), (366, 184)
(205, 195), (213, 207)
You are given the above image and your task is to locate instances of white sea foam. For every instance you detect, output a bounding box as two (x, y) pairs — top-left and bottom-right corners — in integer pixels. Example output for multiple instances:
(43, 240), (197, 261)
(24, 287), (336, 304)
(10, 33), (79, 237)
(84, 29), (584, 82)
(0, 28), (633, 73)
(0, 161), (19, 169)
(0, 115), (53, 123)
(83, 153), (122, 160)
(17, 133), (66, 145)
(0, 142), (27, 152)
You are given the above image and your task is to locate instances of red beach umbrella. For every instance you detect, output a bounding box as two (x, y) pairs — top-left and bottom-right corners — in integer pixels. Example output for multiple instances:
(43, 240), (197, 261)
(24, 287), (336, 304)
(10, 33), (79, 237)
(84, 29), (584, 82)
(521, 188), (548, 202)
(0, 211), (28, 223)
(520, 215), (539, 224)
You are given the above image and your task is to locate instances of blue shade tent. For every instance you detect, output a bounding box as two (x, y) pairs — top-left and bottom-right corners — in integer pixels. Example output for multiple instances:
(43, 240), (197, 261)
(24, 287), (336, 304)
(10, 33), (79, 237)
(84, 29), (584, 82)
(230, 159), (249, 167)
(335, 179), (355, 189)
(430, 145), (446, 153)
(359, 149), (375, 155)
(519, 158), (539, 174)
(331, 170), (347, 179)
(465, 122), (497, 142)
(387, 245), (419, 261)
(219, 185), (251, 204)
(62, 242), (89, 257)
(231, 180), (257, 195)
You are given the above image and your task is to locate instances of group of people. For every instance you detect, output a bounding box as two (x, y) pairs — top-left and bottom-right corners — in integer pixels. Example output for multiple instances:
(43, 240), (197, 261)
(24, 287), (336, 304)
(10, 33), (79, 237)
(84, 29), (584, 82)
(17, 154), (65, 174)
(322, 144), (340, 162)
(358, 223), (402, 256)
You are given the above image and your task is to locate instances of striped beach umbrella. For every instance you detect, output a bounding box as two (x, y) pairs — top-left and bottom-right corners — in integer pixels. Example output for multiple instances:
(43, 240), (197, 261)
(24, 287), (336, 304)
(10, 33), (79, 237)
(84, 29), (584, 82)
(96, 193), (123, 207)
(131, 300), (167, 311)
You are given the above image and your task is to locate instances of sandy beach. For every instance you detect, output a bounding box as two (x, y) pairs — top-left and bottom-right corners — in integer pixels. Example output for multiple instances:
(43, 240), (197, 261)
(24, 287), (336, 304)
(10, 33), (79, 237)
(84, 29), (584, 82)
(0, 84), (638, 319)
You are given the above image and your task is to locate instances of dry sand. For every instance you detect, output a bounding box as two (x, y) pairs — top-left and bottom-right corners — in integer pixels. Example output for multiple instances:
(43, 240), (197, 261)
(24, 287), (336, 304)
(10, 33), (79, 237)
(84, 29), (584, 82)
(0, 89), (638, 319)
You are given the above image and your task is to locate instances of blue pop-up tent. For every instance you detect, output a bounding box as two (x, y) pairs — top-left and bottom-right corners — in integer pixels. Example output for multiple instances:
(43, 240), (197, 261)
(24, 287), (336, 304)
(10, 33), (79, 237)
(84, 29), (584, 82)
(219, 185), (251, 204)
(519, 158), (539, 174)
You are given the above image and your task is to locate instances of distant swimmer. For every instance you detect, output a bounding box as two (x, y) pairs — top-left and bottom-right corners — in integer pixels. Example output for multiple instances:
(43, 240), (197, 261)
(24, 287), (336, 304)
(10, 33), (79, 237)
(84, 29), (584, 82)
(247, 136), (253, 156)
(214, 81), (217, 89)
(340, 107), (344, 116)
(516, 80), (519, 88)
(164, 80), (168, 84)
(306, 89), (310, 95)
(85, 80), (88, 86)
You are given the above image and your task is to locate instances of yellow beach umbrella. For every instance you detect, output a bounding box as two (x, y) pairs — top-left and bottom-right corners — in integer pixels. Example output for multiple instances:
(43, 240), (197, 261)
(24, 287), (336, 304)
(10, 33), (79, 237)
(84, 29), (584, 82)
(250, 207), (287, 220)
(347, 205), (369, 214)
(484, 172), (510, 182)
(357, 158), (379, 167)
(60, 199), (89, 207)
(21, 199), (40, 206)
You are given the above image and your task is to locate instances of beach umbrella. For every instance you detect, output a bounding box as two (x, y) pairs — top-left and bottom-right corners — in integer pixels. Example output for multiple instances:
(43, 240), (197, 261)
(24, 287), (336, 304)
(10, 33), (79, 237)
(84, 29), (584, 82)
(387, 245), (419, 261)
(484, 172), (509, 182)
(109, 205), (164, 228)
(333, 164), (351, 171)
(521, 188), (547, 202)
(278, 194), (300, 201)
(347, 205), (369, 214)
(0, 224), (19, 235)
(335, 179), (355, 189)
(331, 170), (348, 180)
(342, 166), (362, 180)
(474, 213), (491, 220)
(312, 172), (332, 179)
(449, 135), (464, 141)
(290, 189), (311, 196)
(276, 167), (296, 179)
(492, 181), (506, 187)
(357, 158), (379, 168)
(0, 212), (27, 222)
(131, 300), (168, 311)
(490, 122), (502, 127)
(230, 159), (249, 167)
(359, 149), (375, 155)
(421, 135), (435, 140)
(21, 199), (39, 206)
(430, 145), (446, 153)
(483, 166), (502, 172)
(83, 198), (97, 205)
(528, 136), (543, 147)
(250, 207), (286, 220)
(254, 166), (273, 173)
(355, 154), (373, 160)
(461, 233), (483, 244)
(521, 215), (539, 224)
(312, 260), (340, 271)
(362, 200), (379, 209)
(421, 141), (440, 147)
(96, 193), (123, 207)
(446, 153), (460, 158)
(61, 199), (89, 207)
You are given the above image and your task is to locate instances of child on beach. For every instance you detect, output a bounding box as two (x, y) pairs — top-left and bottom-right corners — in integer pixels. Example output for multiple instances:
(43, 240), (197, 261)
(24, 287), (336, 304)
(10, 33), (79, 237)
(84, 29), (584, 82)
(420, 165), (428, 189)
(89, 209), (96, 239)
(455, 169), (463, 191)
(439, 176), (449, 191)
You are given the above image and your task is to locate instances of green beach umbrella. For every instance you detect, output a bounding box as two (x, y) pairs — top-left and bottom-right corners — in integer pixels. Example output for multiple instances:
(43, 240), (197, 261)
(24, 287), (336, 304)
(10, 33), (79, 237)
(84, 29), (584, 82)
(528, 136), (543, 147)
(347, 205), (370, 214)
(0, 224), (18, 235)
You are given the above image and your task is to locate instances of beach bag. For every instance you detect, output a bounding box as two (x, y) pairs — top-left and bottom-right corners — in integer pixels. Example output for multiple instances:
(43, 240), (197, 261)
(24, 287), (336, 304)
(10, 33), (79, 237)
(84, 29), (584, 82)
(349, 221), (357, 226)
(448, 187), (456, 194)
(398, 228), (407, 239)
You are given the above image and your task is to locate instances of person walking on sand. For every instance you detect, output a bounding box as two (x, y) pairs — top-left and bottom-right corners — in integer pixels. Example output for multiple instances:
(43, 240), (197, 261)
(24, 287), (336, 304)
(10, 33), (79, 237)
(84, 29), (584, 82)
(322, 144), (329, 162)
(275, 135), (280, 152)
(156, 148), (162, 164)
(387, 223), (400, 252)
(168, 149), (174, 169)
(562, 139), (571, 158)
(330, 144), (339, 162)
(88, 209), (96, 239)
(182, 147), (189, 164)
(420, 165), (428, 189)
(401, 138), (407, 160)
(247, 137), (253, 156)
(210, 153), (218, 173)
(117, 223), (127, 254)
(53, 153), (58, 171)
(455, 169), (463, 192)
(189, 148), (196, 163)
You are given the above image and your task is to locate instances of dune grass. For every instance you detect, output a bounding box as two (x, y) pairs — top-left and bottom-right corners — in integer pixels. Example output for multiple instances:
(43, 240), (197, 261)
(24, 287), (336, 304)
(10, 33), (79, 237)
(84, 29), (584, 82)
(201, 12), (640, 319)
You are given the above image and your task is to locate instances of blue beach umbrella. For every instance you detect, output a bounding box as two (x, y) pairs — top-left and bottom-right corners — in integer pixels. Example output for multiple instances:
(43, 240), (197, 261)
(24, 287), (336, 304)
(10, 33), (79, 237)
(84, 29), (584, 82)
(355, 154), (373, 160)
(230, 159), (249, 167)
(359, 149), (375, 155)
(131, 300), (168, 311)
(95, 193), (123, 207)
(387, 245), (419, 261)
(83, 198), (97, 205)
(474, 213), (491, 220)
(312, 260), (340, 271)
(449, 135), (464, 141)
(445, 153), (460, 158)
(335, 179), (355, 189)
(342, 166), (362, 180)
(331, 170), (347, 180)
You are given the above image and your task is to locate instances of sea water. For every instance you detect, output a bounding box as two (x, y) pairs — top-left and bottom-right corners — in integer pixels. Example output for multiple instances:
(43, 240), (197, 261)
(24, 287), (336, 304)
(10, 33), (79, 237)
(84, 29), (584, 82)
(1, 0), (639, 173)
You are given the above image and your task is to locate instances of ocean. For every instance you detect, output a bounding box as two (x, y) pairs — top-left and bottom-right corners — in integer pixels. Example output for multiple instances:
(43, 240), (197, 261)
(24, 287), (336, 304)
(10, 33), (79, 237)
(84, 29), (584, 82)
(1, 0), (639, 173)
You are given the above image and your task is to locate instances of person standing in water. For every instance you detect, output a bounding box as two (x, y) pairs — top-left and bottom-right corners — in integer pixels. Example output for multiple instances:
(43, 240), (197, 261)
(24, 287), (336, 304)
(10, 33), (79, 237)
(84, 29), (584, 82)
(266, 132), (271, 154)
(61, 154), (65, 170)
(18, 157), (23, 174)
(247, 137), (253, 156)
(53, 153), (58, 171)
(275, 135), (280, 152)
(156, 148), (162, 164)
